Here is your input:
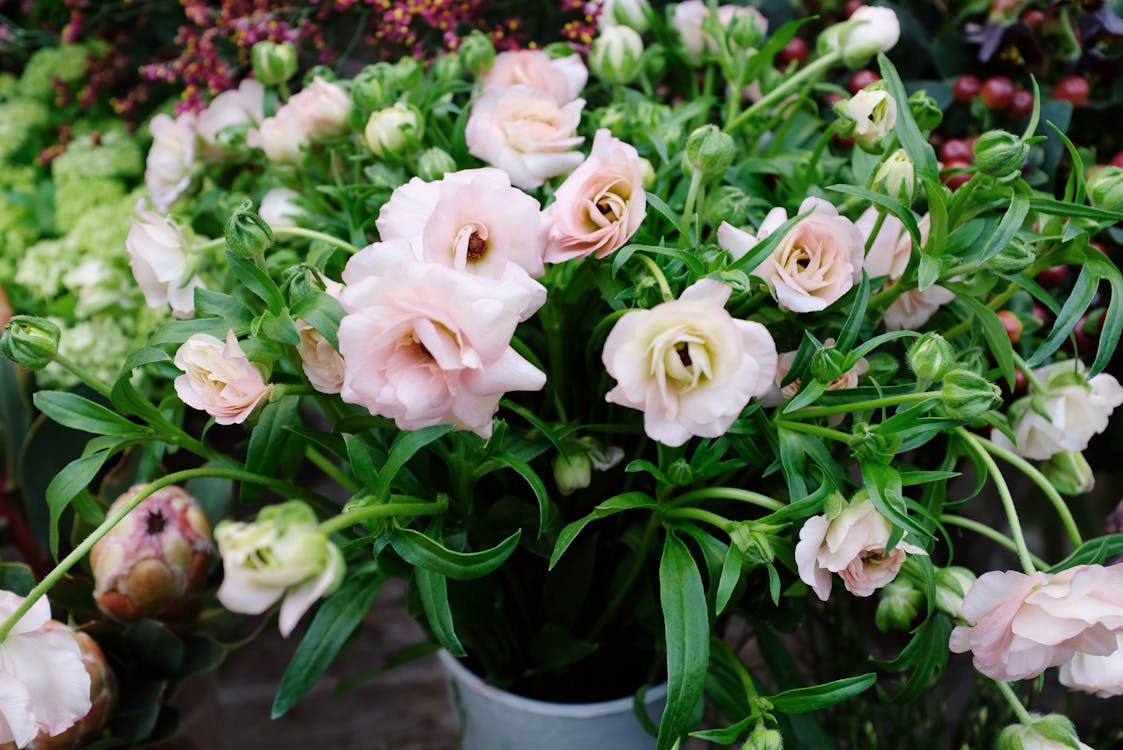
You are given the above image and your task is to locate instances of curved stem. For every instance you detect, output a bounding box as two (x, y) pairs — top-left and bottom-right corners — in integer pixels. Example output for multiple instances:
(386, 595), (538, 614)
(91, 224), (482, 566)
(956, 428), (1037, 575)
(191, 237), (226, 254)
(637, 253), (674, 302)
(680, 169), (704, 243)
(664, 507), (732, 532)
(0, 467), (300, 642)
(863, 211), (888, 256)
(274, 226), (360, 254)
(318, 494), (448, 536)
(306, 445), (361, 494)
(724, 52), (841, 133)
(785, 391), (941, 420)
(670, 487), (784, 512)
(994, 680), (1034, 725)
(775, 419), (853, 444)
(51, 353), (112, 399)
(940, 514), (1048, 570)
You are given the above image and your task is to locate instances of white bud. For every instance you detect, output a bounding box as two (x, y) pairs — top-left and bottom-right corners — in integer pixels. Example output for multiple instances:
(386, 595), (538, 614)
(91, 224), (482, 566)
(590, 25), (645, 86)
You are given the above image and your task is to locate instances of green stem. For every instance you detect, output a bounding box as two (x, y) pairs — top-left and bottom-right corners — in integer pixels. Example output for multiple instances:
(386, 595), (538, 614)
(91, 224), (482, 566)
(863, 211), (888, 256)
(994, 680), (1034, 725)
(192, 237), (226, 254)
(670, 487), (784, 512)
(786, 391), (941, 420)
(957, 428), (1037, 575)
(306, 445), (362, 494)
(940, 514), (1048, 570)
(975, 435), (1082, 548)
(0, 467), (302, 642)
(51, 353), (112, 399)
(273, 226), (360, 254)
(681, 169), (704, 241)
(589, 513), (659, 639)
(724, 52), (841, 133)
(318, 494), (448, 536)
(944, 282), (1018, 340)
(799, 121), (841, 191)
(775, 419), (853, 444)
(1011, 352), (1047, 392)
(664, 507), (732, 532)
(637, 253), (674, 302)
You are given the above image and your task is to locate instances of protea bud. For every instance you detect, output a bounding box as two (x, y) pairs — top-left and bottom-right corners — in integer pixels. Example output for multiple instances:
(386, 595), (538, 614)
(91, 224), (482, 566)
(90, 484), (215, 623)
(2, 315), (61, 370)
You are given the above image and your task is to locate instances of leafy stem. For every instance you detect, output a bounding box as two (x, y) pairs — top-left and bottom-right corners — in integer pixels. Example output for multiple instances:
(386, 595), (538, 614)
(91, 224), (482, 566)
(318, 494), (448, 536)
(669, 487), (784, 512)
(785, 391), (941, 420)
(940, 514), (1047, 570)
(725, 51), (841, 133)
(994, 680), (1034, 725)
(775, 419), (853, 444)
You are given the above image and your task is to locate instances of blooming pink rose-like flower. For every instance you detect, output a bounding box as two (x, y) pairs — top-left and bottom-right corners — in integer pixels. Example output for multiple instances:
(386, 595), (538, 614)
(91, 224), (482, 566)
(949, 564), (1123, 682)
(375, 167), (549, 317)
(482, 49), (588, 105)
(466, 85), (585, 190)
(672, 0), (769, 58)
(796, 498), (925, 601)
(1060, 633), (1123, 697)
(173, 330), (274, 426)
(990, 361), (1123, 461)
(296, 279), (346, 395)
(338, 241), (546, 437)
(196, 78), (265, 157)
(546, 129), (647, 263)
(602, 279), (777, 447)
(718, 197), (863, 313)
(126, 201), (205, 319)
(247, 111), (307, 164)
(0, 592), (91, 748)
(286, 77), (352, 140)
(145, 112), (197, 213)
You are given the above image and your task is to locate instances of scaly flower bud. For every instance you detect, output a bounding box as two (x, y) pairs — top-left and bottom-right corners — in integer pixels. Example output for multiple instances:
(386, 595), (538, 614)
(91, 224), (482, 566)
(251, 41), (297, 87)
(351, 67), (385, 109)
(1041, 450), (1095, 496)
(685, 124), (735, 176)
(90, 484), (215, 623)
(2, 315), (60, 370)
(727, 12), (765, 50)
(907, 332), (954, 382)
(973, 130), (1030, 180)
(432, 53), (463, 84)
(872, 148), (915, 204)
(363, 104), (423, 161)
(743, 724), (784, 750)
(809, 345), (848, 383)
(1087, 165), (1123, 212)
(601, 0), (651, 32)
(986, 239), (1036, 273)
(225, 200), (274, 259)
(940, 369), (1002, 420)
(590, 25), (645, 86)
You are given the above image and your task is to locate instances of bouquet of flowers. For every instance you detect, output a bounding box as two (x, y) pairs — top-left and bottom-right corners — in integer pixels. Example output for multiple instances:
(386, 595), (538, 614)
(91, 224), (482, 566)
(3, 1), (1123, 748)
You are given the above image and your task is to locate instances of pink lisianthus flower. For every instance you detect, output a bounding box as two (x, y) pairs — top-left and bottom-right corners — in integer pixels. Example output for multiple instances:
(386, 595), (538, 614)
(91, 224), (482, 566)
(0, 592), (91, 748)
(296, 279), (346, 395)
(672, 1), (769, 59)
(195, 78), (265, 158)
(247, 77), (351, 164)
(795, 497), (925, 601)
(545, 129), (647, 263)
(338, 241), (545, 438)
(1060, 633), (1123, 697)
(949, 564), (1123, 682)
(482, 49), (588, 105)
(375, 167), (549, 317)
(718, 197), (863, 313)
(601, 279), (777, 447)
(173, 331), (274, 425)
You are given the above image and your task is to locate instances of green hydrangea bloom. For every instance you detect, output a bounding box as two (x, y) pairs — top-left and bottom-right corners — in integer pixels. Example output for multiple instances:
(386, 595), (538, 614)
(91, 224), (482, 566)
(18, 45), (90, 101)
(38, 313), (158, 390)
(0, 162), (40, 192)
(54, 177), (127, 234)
(0, 73), (18, 101)
(15, 238), (68, 299)
(52, 129), (144, 186)
(0, 99), (51, 160)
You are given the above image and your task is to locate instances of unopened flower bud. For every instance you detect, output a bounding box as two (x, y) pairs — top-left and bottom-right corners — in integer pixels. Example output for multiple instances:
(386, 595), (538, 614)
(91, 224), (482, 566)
(704, 185), (754, 228)
(226, 200), (274, 259)
(685, 124), (735, 176)
(643, 43), (668, 80)
(639, 156), (656, 190)
(743, 724), (784, 750)
(997, 714), (1090, 750)
(908, 89), (943, 131)
(872, 148), (915, 204)
(302, 65), (336, 87)
(90, 484), (215, 623)
(390, 57), (422, 89)
(987, 239), (1036, 273)
(810, 346), (848, 383)
(590, 25), (645, 85)
(1041, 450), (1095, 496)
(602, 0), (651, 32)
(819, 6), (901, 68)
(459, 31), (496, 77)
(907, 332), (954, 382)
(941, 369), (1002, 420)
(727, 13), (765, 50)
(730, 524), (774, 564)
(934, 565), (975, 618)
(1087, 165), (1123, 212)
(364, 104), (423, 160)
(351, 67), (385, 109)
(417, 147), (458, 182)
(432, 53), (463, 84)
(251, 41), (297, 87)
(973, 130), (1030, 180)
(2, 315), (60, 370)
(835, 86), (896, 153)
(875, 577), (923, 632)
(553, 453), (592, 496)
(667, 458), (695, 486)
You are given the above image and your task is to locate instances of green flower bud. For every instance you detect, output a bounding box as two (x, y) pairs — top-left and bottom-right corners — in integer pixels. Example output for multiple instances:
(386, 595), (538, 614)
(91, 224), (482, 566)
(639, 157), (656, 190)
(872, 148), (915, 204)
(835, 86), (896, 153)
(2, 315), (61, 370)
(934, 566), (975, 618)
(704, 185), (754, 228)
(1041, 450), (1095, 496)
(973, 130), (1030, 180)
(810, 345), (848, 384)
(941, 369), (1002, 421)
(907, 332), (955, 382)
(743, 724), (784, 750)
(908, 90), (943, 131)
(553, 453), (592, 496)
(226, 200), (274, 259)
(727, 13), (765, 50)
(685, 124), (735, 176)
(590, 25), (645, 85)
(302, 64), (336, 87)
(417, 147), (457, 182)
(459, 31), (496, 77)
(391, 57), (422, 89)
(998, 714), (1086, 750)
(875, 578), (923, 632)
(432, 53), (463, 84)
(251, 41), (298, 87)
(643, 43), (668, 80)
(364, 103), (423, 160)
(986, 239), (1036, 273)
(1087, 165), (1123, 212)
(603, 0), (651, 32)
(819, 6), (902, 68)
(351, 67), (385, 109)
(543, 42), (578, 60)
(667, 458), (694, 487)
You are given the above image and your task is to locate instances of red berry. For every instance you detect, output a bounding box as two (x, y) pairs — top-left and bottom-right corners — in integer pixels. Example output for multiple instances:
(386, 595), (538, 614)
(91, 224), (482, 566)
(1090, 241), (1109, 256)
(941, 159), (972, 190)
(940, 138), (973, 164)
(848, 69), (880, 95)
(1053, 76), (1090, 107)
(778, 38), (809, 68)
(1012, 368), (1028, 396)
(824, 92), (845, 108)
(996, 310), (1023, 344)
(980, 76), (1015, 111)
(1111, 151), (1123, 169)
(1034, 265), (1068, 289)
(843, 0), (865, 17)
(1009, 87), (1034, 118)
(953, 75), (982, 104)
(1022, 9), (1045, 28)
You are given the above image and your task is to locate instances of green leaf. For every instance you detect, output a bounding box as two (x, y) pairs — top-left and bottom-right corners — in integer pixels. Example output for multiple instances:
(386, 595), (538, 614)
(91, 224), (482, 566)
(827, 185), (922, 246)
(971, 197), (1030, 264)
(657, 531), (709, 750)
(614, 243), (706, 278)
(415, 567), (465, 657)
(343, 434), (380, 489)
(835, 271), (871, 353)
(1025, 265), (1098, 368)
(878, 54), (938, 180)
(876, 614), (952, 702)
(715, 544), (743, 616)
(946, 292), (1017, 388)
(643, 192), (691, 242)
(1048, 534), (1123, 572)
(45, 450), (112, 556)
(860, 459), (928, 548)
(549, 492), (657, 568)
(373, 424), (452, 502)
(273, 571), (384, 717)
(226, 250), (285, 313)
(290, 291), (346, 350)
(1028, 197), (1123, 223)
(767, 673), (877, 714)
(194, 288), (254, 327)
(1085, 250), (1123, 375)
(110, 348), (176, 427)
(33, 391), (146, 437)
(0, 563), (35, 596)
(243, 396), (300, 503)
(691, 716), (755, 744)
(389, 527), (521, 580)
(489, 453), (553, 537)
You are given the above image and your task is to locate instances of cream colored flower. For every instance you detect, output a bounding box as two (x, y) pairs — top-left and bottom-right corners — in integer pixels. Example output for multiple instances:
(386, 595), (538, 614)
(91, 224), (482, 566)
(173, 331), (273, 425)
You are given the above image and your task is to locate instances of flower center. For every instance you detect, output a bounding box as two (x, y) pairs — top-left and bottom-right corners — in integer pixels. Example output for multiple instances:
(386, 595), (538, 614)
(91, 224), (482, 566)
(466, 231), (487, 261)
(590, 189), (627, 226)
(453, 222), (489, 267)
(145, 509), (167, 536)
(676, 343), (692, 367)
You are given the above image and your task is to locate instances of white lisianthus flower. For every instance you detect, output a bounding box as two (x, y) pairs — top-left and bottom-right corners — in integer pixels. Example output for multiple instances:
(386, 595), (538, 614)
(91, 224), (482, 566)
(0, 592), (92, 748)
(820, 5), (901, 67)
(144, 111), (197, 213)
(718, 197), (863, 313)
(836, 87), (897, 152)
(258, 187), (304, 230)
(195, 78), (265, 157)
(601, 279), (777, 447)
(126, 201), (205, 319)
(991, 361), (1123, 461)
(215, 502), (344, 637)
